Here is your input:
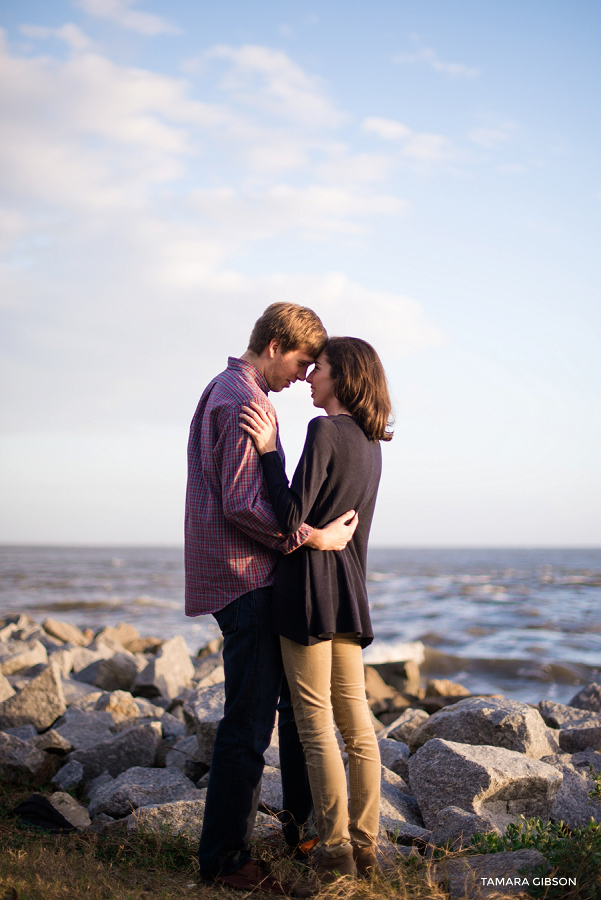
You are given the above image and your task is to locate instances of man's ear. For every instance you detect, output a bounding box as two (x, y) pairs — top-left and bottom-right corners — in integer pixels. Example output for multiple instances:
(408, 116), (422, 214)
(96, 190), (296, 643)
(267, 339), (280, 359)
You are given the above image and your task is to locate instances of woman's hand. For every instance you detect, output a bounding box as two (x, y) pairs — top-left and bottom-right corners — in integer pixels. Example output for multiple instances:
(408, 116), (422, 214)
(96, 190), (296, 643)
(239, 401), (278, 455)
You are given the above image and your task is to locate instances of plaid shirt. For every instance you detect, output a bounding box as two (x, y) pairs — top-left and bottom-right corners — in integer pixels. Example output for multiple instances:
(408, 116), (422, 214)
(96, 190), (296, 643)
(185, 356), (313, 615)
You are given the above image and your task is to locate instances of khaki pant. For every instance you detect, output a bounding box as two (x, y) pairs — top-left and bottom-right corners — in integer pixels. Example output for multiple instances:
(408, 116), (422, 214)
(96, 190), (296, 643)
(280, 634), (381, 858)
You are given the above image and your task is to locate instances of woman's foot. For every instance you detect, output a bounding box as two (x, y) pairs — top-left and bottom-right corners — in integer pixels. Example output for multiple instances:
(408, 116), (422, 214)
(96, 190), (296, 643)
(315, 849), (357, 884)
(353, 845), (378, 877)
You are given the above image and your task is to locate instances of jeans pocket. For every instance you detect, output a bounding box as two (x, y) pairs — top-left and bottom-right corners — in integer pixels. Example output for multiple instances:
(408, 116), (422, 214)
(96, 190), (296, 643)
(214, 596), (240, 635)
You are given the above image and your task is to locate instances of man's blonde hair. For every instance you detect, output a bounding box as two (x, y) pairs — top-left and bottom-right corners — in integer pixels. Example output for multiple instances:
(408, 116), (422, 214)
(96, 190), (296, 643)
(248, 302), (327, 357)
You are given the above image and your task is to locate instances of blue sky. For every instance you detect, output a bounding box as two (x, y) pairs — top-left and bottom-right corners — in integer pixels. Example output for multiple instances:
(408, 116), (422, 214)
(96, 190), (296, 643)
(0, 0), (599, 546)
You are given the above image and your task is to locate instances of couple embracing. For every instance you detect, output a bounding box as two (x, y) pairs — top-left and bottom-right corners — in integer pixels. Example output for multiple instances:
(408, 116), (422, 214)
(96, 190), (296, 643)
(185, 302), (393, 893)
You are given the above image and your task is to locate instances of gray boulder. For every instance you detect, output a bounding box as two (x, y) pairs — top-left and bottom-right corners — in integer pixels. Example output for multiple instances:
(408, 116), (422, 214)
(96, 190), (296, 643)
(31, 730), (72, 754)
(382, 708), (429, 743)
(434, 849), (550, 900)
(4, 724), (37, 741)
(0, 731), (48, 780)
(379, 766), (423, 831)
(53, 706), (115, 749)
(259, 765), (283, 813)
(0, 672), (15, 702)
(430, 806), (501, 850)
(569, 683), (601, 713)
(50, 792), (91, 829)
(559, 721), (601, 753)
(95, 690), (140, 723)
(378, 737), (411, 776)
(51, 759), (85, 790)
(0, 662), (66, 730)
(183, 682), (225, 765)
(409, 738), (563, 830)
(94, 653), (142, 692)
(544, 754), (601, 827)
(165, 734), (207, 781)
(409, 696), (556, 759)
(42, 618), (88, 646)
(0, 639), (48, 675)
(538, 699), (601, 728)
(160, 711), (188, 742)
(61, 679), (101, 705)
(128, 796), (207, 839)
(68, 721), (162, 779)
(70, 641), (117, 683)
(88, 766), (202, 818)
(133, 635), (194, 700)
(47, 648), (74, 677)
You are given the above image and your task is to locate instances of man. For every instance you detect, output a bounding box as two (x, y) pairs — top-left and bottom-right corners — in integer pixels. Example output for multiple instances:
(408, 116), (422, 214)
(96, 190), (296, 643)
(185, 302), (358, 893)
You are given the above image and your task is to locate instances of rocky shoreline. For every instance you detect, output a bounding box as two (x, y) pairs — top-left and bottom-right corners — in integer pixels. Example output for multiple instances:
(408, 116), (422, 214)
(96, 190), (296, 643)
(2, 611), (601, 898)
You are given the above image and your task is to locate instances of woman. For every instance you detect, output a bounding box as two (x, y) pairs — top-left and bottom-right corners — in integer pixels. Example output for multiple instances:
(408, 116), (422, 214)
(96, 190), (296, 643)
(240, 336), (393, 883)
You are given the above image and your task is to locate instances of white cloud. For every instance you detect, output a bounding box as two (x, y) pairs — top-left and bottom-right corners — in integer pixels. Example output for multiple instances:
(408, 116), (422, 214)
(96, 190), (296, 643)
(362, 117), (454, 163)
(20, 23), (93, 51)
(393, 44), (479, 78)
(74, 0), (181, 36)
(206, 44), (347, 128)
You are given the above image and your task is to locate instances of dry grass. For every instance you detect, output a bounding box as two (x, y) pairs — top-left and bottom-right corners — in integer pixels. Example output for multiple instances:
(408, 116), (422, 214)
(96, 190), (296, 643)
(0, 775), (449, 900)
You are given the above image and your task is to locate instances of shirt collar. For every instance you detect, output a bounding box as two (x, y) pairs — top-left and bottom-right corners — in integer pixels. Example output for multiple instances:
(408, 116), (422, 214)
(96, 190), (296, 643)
(227, 356), (270, 395)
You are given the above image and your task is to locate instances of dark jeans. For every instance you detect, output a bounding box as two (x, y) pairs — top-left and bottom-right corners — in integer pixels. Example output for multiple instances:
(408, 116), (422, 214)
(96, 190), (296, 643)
(198, 586), (312, 878)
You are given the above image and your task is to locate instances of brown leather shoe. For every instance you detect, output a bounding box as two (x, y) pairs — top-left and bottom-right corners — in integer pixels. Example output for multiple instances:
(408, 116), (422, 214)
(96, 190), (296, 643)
(353, 845), (378, 877)
(213, 859), (291, 894)
(315, 849), (357, 884)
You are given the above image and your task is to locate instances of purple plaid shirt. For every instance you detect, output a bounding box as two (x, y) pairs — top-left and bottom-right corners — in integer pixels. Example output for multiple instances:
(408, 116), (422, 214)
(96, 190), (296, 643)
(185, 356), (313, 615)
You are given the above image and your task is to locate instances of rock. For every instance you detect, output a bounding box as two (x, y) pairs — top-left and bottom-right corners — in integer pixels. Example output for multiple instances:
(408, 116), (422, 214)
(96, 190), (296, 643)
(183, 683), (225, 765)
(259, 765), (284, 813)
(425, 679), (471, 698)
(430, 806), (501, 850)
(50, 792), (91, 829)
(0, 731), (49, 781)
(160, 711), (188, 742)
(382, 708), (429, 743)
(31, 730), (72, 754)
(95, 623), (140, 649)
(135, 696), (168, 718)
(51, 759), (85, 790)
(88, 766), (202, 818)
(53, 707), (115, 749)
(0, 639), (48, 675)
(559, 721), (601, 753)
(434, 849), (550, 900)
(133, 636), (194, 700)
(95, 690), (140, 723)
(364, 665), (399, 715)
(94, 653), (142, 692)
(47, 648), (74, 677)
(543, 754), (601, 827)
(4, 724), (38, 741)
(569, 683), (601, 713)
(378, 738), (411, 775)
(87, 813), (125, 835)
(195, 665), (225, 689)
(165, 735), (208, 781)
(379, 766), (423, 831)
(126, 637), (163, 654)
(42, 618), (88, 646)
(538, 699), (600, 729)
(127, 795), (207, 839)
(0, 672), (15, 702)
(409, 739), (563, 830)
(61, 679), (101, 705)
(370, 660), (421, 696)
(0, 662), (66, 730)
(408, 696), (556, 759)
(69, 722), (162, 779)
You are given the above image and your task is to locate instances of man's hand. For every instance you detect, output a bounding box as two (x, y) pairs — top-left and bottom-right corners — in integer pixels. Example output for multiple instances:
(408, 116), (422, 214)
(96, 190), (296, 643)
(305, 510), (358, 551)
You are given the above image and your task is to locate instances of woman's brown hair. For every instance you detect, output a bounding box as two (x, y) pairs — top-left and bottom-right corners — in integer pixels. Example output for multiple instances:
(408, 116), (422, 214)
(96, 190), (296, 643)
(324, 337), (394, 442)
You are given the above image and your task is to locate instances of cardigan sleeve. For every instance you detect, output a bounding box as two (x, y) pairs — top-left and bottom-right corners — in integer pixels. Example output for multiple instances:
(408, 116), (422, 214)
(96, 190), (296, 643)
(260, 417), (337, 534)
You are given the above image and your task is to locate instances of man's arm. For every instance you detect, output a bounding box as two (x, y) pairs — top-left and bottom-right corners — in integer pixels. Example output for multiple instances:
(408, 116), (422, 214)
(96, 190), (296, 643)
(304, 510), (359, 552)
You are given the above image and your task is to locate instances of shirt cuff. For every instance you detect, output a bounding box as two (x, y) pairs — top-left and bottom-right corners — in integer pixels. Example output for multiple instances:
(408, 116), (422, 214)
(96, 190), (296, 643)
(281, 523), (314, 554)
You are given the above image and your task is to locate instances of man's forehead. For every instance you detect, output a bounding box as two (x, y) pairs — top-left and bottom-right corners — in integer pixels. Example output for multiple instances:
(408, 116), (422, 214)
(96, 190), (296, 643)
(288, 346), (317, 365)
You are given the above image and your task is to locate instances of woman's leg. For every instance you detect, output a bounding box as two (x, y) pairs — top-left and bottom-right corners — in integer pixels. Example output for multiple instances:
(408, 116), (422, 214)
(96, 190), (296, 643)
(330, 635), (381, 849)
(280, 636), (352, 859)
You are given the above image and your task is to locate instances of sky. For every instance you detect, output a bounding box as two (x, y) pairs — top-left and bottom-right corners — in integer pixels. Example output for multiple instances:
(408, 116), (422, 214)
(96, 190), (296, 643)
(0, 0), (599, 547)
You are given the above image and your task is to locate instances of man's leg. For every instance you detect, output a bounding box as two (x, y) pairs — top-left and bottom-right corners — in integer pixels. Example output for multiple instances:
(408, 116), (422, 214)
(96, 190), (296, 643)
(198, 587), (284, 879)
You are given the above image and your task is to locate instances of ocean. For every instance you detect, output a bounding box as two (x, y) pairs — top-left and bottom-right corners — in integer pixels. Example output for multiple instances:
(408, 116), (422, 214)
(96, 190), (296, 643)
(1, 545), (600, 705)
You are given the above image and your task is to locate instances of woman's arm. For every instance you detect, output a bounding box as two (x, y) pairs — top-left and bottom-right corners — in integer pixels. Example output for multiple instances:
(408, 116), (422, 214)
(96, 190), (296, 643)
(240, 402), (336, 534)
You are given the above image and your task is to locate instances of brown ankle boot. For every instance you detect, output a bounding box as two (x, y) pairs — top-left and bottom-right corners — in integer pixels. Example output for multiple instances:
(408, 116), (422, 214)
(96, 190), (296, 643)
(316, 849), (357, 884)
(353, 845), (378, 877)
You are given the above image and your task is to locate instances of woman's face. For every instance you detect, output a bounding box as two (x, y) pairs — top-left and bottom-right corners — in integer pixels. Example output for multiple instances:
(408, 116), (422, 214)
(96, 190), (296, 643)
(307, 351), (337, 409)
